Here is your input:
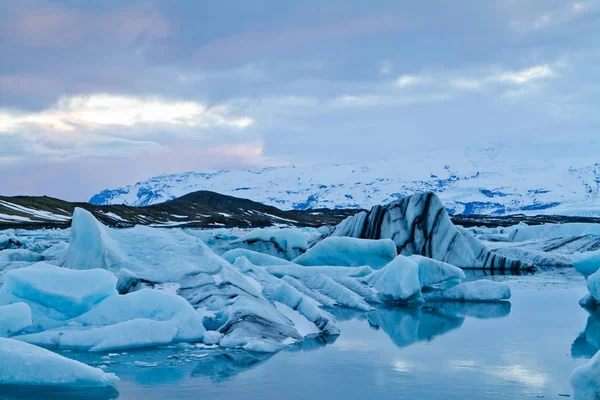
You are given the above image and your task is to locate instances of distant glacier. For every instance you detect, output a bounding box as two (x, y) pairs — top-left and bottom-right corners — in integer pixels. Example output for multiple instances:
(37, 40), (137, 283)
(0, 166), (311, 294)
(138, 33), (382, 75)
(90, 143), (600, 216)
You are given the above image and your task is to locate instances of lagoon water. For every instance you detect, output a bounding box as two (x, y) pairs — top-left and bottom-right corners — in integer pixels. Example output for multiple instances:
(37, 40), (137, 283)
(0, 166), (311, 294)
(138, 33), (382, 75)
(1, 271), (595, 400)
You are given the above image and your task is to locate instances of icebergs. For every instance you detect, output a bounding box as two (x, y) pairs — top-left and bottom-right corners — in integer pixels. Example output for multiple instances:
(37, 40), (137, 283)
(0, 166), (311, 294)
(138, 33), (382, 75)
(0, 303), (32, 337)
(331, 192), (526, 269)
(0, 206), (514, 360)
(292, 237), (397, 269)
(0, 338), (118, 387)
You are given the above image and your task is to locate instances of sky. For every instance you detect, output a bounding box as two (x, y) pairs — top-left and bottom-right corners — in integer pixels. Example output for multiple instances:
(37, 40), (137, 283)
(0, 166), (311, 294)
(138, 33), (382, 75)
(0, 0), (599, 201)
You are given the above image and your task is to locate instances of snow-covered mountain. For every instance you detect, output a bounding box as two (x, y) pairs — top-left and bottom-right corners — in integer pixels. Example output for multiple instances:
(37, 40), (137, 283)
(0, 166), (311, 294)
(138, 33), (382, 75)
(90, 142), (600, 216)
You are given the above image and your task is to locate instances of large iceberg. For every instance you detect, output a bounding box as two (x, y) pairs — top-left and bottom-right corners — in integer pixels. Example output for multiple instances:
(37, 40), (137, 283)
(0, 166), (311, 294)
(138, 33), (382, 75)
(0, 206), (514, 359)
(0, 338), (118, 387)
(330, 192), (526, 269)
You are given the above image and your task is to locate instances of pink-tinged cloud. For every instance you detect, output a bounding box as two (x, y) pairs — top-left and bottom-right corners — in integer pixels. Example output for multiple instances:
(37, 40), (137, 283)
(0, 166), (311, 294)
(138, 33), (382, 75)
(191, 13), (399, 62)
(2, 1), (172, 49)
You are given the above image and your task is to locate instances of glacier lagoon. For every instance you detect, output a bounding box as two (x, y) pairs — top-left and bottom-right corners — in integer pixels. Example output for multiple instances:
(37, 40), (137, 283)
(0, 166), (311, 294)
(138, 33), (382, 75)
(4, 194), (600, 399)
(1, 270), (591, 400)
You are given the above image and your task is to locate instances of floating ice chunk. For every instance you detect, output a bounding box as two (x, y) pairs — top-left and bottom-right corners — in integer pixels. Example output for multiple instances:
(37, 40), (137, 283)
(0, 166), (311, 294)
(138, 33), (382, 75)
(0, 303), (32, 337)
(293, 237), (397, 269)
(0, 262), (118, 319)
(366, 256), (421, 301)
(409, 255), (466, 288)
(571, 349), (600, 400)
(423, 280), (511, 302)
(266, 264), (373, 280)
(17, 289), (206, 352)
(0, 338), (118, 387)
(222, 248), (296, 266)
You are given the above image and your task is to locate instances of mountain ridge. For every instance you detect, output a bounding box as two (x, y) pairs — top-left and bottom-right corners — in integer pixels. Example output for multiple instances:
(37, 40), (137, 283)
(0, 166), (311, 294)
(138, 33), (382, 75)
(89, 143), (600, 216)
(0, 191), (359, 230)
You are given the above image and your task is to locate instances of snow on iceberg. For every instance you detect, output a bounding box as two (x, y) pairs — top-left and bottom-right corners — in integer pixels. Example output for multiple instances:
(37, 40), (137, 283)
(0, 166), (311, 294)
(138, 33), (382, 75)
(330, 192), (527, 269)
(0, 303), (32, 337)
(0, 338), (118, 387)
(292, 237), (397, 269)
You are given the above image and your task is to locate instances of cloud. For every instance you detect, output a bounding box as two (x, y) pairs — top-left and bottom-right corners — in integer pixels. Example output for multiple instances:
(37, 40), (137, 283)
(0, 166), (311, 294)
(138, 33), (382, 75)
(450, 64), (555, 90)
(0, 92), (256, 175)
(509, 1), (600, 32)
(395, 75), (432, 88)
(1, 1), (171, 49)
(379, 60), (393, 75)
(0, 93), (253, 133)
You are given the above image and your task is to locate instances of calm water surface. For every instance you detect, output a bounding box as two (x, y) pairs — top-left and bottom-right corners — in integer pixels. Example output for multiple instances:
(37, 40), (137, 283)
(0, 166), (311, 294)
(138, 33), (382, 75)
(1, 270), (595, 400)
